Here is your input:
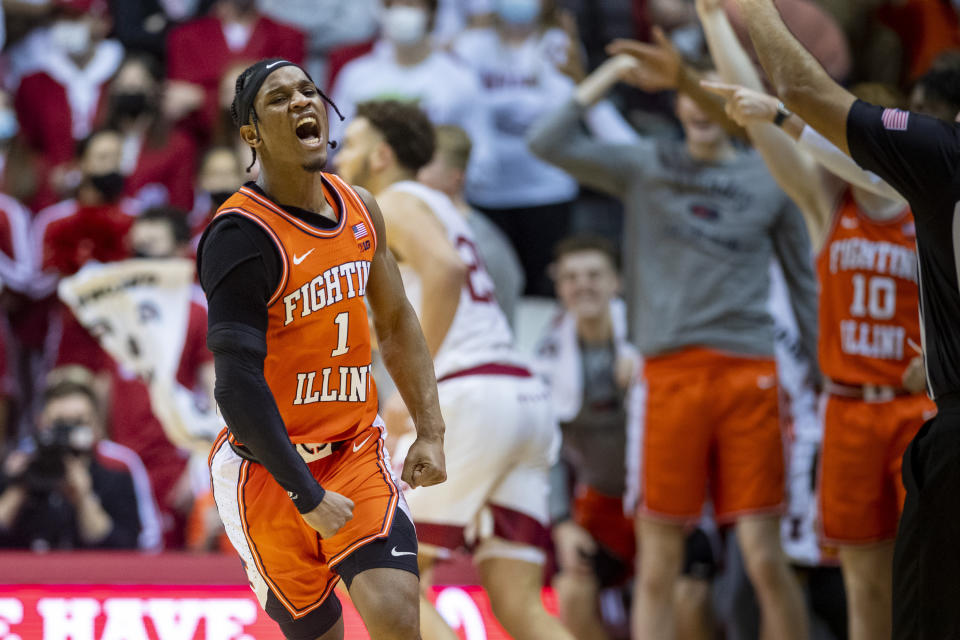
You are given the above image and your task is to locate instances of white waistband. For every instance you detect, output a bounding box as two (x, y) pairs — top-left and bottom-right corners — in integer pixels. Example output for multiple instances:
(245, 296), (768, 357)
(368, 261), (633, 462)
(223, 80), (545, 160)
(295, 442), (337, 463)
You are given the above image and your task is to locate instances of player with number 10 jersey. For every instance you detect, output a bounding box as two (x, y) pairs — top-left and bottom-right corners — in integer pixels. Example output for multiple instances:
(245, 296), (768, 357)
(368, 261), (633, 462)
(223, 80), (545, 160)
(816, 190), (936, 545)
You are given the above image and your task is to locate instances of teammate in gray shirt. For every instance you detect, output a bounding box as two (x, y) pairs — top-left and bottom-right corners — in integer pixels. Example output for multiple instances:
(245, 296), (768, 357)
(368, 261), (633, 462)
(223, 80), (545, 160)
(528, 53), (817, 640)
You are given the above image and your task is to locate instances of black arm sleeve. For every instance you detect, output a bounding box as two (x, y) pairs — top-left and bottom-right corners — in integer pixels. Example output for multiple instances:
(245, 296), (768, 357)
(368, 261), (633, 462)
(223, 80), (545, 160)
(846, 100), (960, 219)
(199, 219), (326, 514)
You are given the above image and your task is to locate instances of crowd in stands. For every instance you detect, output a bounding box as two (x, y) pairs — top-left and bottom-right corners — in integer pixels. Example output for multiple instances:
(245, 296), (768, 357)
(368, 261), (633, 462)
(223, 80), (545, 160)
(0, 0), (959, 637)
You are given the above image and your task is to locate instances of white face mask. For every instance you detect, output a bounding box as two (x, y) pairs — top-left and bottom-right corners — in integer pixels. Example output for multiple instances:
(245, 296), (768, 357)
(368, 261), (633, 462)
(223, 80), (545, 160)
(381, 6), (429, 46)
(496, 0), (541, 25)
(0, 110), (18, 142)
(50, 19), (91, 56)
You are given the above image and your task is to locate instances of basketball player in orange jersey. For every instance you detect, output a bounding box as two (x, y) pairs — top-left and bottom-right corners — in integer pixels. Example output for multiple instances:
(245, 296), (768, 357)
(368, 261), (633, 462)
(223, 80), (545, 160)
(196, 59), (447, 640)
(334, 101), (573, 640)
(686, 3), (936, 637)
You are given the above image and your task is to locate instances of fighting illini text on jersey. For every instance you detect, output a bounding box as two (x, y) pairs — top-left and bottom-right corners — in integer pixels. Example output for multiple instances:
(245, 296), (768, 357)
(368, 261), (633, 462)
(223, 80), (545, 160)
(816, 188), (920, 386)
(208, 175), (379, 443)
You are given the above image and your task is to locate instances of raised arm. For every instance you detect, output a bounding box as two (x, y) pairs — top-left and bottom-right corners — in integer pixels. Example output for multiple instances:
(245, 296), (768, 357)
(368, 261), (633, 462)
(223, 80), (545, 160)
(527, 55), (652, 197)
(702, 78), (907, 205)
(697, 0), (834, 246)
(732, 0), (856, 153)
(375, 188), (466, 357)
(796, 125), (906, 204)
(606, 27), (747, 140)
(360, 188), (447, 489)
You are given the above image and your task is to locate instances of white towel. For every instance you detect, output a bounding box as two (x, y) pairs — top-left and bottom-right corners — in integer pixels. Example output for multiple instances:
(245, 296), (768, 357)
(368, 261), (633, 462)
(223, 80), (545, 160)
(533, 298), (638, 422)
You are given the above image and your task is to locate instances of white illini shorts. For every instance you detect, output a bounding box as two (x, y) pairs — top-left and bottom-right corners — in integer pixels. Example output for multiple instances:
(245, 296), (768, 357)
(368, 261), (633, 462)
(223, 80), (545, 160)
(404, 365), (559, 563)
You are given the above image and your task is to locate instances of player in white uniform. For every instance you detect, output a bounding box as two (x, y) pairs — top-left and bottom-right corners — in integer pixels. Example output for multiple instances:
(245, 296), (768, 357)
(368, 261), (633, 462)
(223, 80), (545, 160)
(335, 100), (570, 640)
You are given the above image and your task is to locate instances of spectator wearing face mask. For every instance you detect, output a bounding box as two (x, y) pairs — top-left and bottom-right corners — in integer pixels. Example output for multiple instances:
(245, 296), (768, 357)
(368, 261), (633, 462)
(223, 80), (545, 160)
(188, 145), (244, 248)
(256, 0), (380, 87)
(0, 374), (162, 551)
(106, 53), (198, 212)
(31, 129), (136, 296)
(12, 0), (123, 206)
(329, 0), (498, 193)
(164, 0), (306, 142)
(452, 0), (612, 295)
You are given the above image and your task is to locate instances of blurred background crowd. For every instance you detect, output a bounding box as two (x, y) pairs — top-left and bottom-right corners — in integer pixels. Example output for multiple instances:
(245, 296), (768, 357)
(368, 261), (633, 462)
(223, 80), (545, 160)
(0, 0), (958, 638)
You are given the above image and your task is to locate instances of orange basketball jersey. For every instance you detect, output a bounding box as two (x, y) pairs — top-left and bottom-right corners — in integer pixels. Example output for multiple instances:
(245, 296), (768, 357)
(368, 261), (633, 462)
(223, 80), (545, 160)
(213, 175), (379, 444)
(816, 189), (921, 386)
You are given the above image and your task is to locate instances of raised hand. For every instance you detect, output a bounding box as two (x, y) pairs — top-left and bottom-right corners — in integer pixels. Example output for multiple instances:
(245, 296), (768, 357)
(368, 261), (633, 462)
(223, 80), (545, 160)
(701, 80), (779, 127)
(605, 26), (682, 92)
(300, 490), (355, 539)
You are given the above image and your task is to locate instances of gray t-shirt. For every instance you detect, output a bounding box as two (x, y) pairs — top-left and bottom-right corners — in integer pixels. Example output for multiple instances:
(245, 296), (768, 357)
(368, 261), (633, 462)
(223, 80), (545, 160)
(560, 341), (627, 497)
(528, 100), (818, 363)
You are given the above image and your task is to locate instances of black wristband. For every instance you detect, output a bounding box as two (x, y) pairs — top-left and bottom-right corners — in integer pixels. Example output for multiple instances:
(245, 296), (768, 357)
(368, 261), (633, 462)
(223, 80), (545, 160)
(773, 102), (792, 128)
(293, 484), (326, 514)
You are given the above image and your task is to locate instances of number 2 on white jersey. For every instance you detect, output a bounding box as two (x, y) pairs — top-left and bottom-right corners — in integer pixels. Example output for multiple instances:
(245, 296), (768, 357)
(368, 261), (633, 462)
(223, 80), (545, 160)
(331, 311), (350, 356)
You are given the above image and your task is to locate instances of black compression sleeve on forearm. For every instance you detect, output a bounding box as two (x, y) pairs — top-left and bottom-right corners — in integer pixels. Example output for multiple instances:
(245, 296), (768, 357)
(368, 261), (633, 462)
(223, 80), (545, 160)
(199, 216), (323, 512)
(209, 323), (326, 513)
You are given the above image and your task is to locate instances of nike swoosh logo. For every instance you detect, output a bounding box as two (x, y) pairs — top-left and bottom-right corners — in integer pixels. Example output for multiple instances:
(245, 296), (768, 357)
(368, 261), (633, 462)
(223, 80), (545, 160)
(353, 435), (372, 452)
(391, 546), (417, 557)
(293, 248), (314, 265)
(265, 61), (284, 69)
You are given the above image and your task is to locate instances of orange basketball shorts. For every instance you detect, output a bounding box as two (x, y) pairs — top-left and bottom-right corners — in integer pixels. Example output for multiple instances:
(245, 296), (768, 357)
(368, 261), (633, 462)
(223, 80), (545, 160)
(819, 392), (936, 544)
(636, 347), (785, 523)
(209, 423), (401, 620)
(573, 485), (635, 563)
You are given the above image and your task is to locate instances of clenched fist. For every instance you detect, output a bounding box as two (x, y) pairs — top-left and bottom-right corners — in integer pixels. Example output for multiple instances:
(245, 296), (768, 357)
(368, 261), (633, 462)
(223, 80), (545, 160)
(300, 490), (354, 538)
(402, 435), (446, 488)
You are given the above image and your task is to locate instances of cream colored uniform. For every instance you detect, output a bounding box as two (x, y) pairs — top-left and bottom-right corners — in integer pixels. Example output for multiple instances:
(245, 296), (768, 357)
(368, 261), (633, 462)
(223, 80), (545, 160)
(390, 180), (559, 561)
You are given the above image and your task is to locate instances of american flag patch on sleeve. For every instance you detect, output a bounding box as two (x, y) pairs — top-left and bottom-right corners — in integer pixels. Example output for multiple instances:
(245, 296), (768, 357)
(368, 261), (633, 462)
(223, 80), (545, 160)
(881, 108), (910, 131)
(352, 222), (369, 239)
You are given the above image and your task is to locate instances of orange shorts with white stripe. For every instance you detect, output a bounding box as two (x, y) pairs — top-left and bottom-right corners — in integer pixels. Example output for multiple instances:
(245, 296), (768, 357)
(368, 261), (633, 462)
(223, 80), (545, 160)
(636, 347), (785, 523)
(209, 423), (401, 619)
(819, 392), (936, 544)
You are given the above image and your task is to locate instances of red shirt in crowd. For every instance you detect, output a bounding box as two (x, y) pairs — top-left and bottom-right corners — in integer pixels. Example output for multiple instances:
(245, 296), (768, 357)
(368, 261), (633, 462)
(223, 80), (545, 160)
(166, 14), (305, 135)
(13, 41), (122, 202)
(33, 199), (136, 281)
(123, 128), (198, 211)
(878, 0), (960, 81)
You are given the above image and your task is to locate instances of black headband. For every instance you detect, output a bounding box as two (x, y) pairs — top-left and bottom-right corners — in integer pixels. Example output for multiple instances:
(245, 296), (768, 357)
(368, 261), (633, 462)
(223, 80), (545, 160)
(230, 58), (345, 129)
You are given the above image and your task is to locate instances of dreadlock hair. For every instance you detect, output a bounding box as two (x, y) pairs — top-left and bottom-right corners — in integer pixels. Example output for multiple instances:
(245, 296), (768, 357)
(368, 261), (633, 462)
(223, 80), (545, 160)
(231, 65), (263, 172)
(230, 60), (345, 172)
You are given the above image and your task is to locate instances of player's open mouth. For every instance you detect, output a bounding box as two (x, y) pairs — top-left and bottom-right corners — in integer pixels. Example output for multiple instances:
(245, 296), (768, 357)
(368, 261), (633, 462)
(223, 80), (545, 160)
(295, 116), (322, 147)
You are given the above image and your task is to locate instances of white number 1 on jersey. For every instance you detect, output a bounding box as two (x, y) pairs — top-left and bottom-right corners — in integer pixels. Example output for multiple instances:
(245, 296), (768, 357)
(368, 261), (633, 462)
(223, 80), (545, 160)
(331, 311), (350, 356)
